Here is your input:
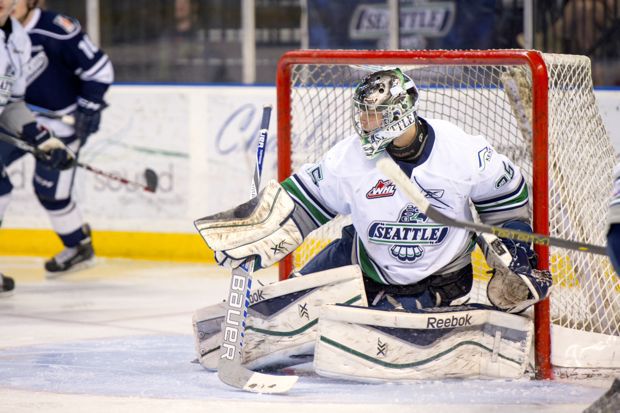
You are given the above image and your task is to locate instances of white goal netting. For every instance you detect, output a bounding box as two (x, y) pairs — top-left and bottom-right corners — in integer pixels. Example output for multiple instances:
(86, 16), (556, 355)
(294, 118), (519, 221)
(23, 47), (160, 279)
(277, 51), (619, 372)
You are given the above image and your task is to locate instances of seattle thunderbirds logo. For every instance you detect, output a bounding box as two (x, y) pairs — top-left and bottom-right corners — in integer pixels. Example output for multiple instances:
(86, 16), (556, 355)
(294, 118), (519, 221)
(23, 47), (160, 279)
(367, 205), (449, 263)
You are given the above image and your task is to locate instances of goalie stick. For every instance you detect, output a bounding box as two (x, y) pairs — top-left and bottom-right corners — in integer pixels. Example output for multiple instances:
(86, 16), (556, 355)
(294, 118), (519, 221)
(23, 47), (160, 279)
(0, 129), (158, 193)
(215, 104), (299, 393)
(376, 157), (608, 256)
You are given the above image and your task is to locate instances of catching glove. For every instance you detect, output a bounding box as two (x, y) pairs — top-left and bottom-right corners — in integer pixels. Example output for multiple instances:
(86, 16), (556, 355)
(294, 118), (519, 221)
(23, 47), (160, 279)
(195, 180), (308, 270)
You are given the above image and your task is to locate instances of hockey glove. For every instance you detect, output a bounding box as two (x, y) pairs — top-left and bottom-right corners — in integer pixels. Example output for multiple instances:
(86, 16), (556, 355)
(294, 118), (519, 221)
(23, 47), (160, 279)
(213, 250), (245, 269)
(74, 97), (105, 142)
(195, 180), (310, 270)
(22, 122), (76, 170)
(484, 235), (553, 314)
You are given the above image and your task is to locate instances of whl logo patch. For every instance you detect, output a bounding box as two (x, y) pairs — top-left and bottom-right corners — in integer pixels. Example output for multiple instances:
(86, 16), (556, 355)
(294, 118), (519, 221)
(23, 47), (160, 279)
(367, 179), (396, 199)
(368, 204), (449, 263)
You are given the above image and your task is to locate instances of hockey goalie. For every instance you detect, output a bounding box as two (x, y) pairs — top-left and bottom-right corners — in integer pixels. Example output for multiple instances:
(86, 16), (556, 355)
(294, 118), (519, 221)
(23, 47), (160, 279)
(193, 68), (552, 381)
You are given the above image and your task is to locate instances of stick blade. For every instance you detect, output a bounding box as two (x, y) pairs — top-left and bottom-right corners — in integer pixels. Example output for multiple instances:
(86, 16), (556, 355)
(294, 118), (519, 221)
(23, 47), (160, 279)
(144, 168), (158, 192)
(218, 363), (298, 394)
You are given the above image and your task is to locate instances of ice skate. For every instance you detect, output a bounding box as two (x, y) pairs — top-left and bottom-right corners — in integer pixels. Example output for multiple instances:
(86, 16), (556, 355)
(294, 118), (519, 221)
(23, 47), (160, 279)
(45, 225), (95, 277)
(0, 273), (15, 296)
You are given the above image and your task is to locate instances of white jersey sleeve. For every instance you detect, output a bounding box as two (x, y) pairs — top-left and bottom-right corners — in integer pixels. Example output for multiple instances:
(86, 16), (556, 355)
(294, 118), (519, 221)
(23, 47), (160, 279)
(280, 136), (357, 228)
(468, 138), (530, 226)
(0, 18), (32, 114)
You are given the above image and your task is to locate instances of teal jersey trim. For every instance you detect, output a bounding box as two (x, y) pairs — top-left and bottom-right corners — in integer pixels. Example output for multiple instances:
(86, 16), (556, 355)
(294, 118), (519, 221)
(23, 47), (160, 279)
(320, 335), (523, 369)
(281, 177), (332, 225)
(474, 179), (529, 213)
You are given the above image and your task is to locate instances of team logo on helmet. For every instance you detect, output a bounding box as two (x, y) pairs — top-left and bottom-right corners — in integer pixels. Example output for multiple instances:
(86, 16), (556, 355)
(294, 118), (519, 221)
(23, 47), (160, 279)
(367, 204), (449, 263)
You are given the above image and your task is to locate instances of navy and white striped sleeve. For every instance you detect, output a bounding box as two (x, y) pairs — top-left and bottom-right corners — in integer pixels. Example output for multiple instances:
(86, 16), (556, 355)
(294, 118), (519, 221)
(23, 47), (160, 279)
(59, 22), (113, 103)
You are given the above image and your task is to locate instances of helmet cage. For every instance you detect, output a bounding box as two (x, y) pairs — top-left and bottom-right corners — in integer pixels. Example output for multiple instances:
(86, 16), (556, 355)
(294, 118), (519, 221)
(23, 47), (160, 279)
(352, 68), (419, 159)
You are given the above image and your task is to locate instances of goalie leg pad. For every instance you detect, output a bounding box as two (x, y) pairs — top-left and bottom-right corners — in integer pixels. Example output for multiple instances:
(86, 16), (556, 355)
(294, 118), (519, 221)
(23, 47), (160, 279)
(314, 304), (533, 381)
(192, 265), (367, 370)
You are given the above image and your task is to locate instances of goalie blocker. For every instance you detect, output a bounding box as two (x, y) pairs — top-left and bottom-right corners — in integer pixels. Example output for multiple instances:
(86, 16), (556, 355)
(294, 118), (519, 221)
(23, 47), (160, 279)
(314, 303), (533, 381)
(193, 265), (367, 370)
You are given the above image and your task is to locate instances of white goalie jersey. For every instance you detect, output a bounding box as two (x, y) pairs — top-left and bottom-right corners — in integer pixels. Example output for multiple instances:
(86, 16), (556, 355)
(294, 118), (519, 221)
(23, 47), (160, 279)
(281, 118), (530, 286)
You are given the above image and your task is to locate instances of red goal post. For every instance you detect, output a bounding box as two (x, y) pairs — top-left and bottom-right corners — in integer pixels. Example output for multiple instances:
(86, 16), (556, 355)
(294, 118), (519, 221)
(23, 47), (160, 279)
(275, 49), (617, 380)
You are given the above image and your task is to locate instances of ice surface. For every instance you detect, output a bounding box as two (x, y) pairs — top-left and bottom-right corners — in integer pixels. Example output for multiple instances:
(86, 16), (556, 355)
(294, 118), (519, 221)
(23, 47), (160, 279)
(0, 257), (612, 413)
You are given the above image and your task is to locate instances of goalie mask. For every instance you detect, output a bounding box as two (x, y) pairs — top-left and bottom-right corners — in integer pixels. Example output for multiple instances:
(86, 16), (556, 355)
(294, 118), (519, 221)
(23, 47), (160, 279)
(352, 68), (419, 159)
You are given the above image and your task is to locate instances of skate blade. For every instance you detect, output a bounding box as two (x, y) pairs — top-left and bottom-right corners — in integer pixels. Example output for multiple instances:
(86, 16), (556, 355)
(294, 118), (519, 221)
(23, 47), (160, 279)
(46, 258), (96, 279)
(0, 290), (15, 297)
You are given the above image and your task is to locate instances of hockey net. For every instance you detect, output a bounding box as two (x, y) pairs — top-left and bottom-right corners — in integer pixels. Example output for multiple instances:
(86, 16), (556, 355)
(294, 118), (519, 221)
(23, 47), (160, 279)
(276, 50), (619, 378)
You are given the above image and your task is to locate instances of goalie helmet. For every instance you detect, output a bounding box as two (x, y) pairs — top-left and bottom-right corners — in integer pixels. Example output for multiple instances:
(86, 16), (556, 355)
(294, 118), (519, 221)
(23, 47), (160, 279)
(352, 68), (419, 159)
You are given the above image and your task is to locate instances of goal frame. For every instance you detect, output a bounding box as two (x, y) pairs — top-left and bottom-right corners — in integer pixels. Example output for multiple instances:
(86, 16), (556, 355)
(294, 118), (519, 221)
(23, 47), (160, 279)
(276, 49), (552, 379)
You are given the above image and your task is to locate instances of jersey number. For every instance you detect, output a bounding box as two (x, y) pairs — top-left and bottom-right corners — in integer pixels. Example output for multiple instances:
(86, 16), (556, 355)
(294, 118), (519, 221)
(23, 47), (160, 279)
(495, 161), (515, 189)
(78, 35), (99, 60)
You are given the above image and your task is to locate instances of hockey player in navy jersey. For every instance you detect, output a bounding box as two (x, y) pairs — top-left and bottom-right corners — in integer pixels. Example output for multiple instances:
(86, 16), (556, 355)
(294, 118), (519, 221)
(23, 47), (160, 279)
(0, 0), (76, 291)
(198, 68), (552, 314)
(11, 0), (113, 275)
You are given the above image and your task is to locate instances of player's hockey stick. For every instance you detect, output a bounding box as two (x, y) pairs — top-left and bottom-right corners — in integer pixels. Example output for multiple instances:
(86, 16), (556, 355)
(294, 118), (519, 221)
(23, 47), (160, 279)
(376, 157), (608, 256)
(215, 105), (298, 393)
(27, 102), (109, 127)
(0, 130), (158, 193)
(27, 104), (75, 125)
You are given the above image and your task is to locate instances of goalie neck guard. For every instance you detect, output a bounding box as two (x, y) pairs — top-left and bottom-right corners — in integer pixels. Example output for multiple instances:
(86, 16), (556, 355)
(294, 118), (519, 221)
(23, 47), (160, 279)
(352, 68), (419, 159)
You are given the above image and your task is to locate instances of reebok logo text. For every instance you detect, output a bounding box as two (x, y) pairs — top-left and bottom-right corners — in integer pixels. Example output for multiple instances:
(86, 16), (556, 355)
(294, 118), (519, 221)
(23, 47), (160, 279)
(426, 314), (473, 328)
(248, 289), (265, 304)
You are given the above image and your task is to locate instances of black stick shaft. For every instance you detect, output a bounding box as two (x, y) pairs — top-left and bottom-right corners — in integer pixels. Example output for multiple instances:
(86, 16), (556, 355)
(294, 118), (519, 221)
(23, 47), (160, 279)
(0, 131), (155, 193)
(377, 157), (608, 256)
